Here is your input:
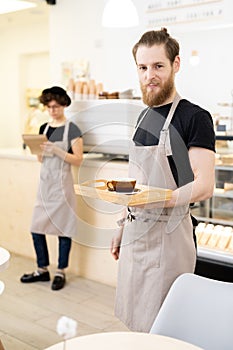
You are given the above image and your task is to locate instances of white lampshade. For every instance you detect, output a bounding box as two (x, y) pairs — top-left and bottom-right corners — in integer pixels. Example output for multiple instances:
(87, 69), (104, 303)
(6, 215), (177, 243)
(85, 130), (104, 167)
(102, 0), (139, 28)
(0, 0), (36, 15)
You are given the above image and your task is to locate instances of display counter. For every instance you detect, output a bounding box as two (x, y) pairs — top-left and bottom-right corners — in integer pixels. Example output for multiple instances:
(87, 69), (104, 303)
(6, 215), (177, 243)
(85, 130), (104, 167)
(1, 144), (233, 285)
(192, 135), (233, 281)
(0, 149), (129, 287)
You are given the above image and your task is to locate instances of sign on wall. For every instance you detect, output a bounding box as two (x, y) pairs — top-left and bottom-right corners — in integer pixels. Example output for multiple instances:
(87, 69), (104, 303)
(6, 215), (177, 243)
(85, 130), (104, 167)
(145, 0), (233, 31)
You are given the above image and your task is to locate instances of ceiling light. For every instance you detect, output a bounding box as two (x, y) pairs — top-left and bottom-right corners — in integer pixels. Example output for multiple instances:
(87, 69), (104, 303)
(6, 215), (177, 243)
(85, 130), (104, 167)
(0, 0), (36, 15)
(102, 0), (139, 28)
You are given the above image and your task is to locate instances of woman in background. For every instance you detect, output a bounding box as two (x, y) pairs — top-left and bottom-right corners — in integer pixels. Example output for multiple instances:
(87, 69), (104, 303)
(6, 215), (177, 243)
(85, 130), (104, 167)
(21, 86), (83, 290)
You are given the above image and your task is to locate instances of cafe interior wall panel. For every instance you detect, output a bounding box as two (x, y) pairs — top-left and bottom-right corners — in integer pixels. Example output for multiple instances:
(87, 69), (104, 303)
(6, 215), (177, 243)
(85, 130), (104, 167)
(70, 157), (128, 286)
(0, 157), (39, 256)
(0, 153), (128, 287)
(0, 12), (49, 149)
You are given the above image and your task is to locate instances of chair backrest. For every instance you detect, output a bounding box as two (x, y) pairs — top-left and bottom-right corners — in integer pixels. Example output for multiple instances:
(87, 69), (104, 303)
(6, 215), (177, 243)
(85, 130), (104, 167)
(150, 273), (233, 350)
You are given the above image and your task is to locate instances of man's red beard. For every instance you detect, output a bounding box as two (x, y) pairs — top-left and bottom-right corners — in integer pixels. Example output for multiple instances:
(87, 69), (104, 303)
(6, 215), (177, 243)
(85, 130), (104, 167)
(140, 72), (175, 107)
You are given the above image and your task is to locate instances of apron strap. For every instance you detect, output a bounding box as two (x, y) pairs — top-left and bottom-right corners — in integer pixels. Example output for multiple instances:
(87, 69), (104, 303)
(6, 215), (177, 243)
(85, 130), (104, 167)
(43, 123), (50, 135)
(43, 121), (70, 143)
(63, 120), (70, 142)
(131, 93), (182, 156)
(161, 93), (181, 131)
(132, 107), (150, 139)
(159, 93), (182, 156)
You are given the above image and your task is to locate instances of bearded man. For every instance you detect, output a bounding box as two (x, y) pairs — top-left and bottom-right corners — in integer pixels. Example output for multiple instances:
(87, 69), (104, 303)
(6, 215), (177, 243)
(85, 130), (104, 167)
(110, 28), (215, 332)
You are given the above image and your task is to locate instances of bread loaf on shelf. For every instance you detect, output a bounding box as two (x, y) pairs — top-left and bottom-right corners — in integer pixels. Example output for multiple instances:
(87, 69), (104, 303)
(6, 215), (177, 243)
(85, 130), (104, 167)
(206, 224), (223, 248)
(198, 223), (214, 246)
(196, 222), (233, 253)
(227, 233), (233, 252)
(216, 226), (232, 250)
(195, 222), (206, 244)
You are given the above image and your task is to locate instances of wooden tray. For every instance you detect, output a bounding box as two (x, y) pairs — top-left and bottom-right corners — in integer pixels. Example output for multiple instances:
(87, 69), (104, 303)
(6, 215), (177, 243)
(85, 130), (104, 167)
(74, 179), (172, 206)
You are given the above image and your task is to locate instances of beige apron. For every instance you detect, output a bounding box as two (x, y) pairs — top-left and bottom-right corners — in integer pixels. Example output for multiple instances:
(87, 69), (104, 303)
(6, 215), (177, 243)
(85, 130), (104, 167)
(115, 94), (196, 332)
(30, 121), (77, 237)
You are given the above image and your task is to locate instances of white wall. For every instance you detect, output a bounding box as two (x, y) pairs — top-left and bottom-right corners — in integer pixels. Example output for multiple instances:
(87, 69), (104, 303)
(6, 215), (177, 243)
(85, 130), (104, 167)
(48, 0), (146, 93)
(1, 0), (233, 148)
(49, 0), (233, 113)
(0, 8), (49, 148)
(176, 28), (233, 112)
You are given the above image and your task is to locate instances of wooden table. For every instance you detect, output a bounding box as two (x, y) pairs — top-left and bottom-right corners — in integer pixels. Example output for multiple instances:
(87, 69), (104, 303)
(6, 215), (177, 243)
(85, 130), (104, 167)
(0, 247), (10, 272)
(45, 332), (204, 350)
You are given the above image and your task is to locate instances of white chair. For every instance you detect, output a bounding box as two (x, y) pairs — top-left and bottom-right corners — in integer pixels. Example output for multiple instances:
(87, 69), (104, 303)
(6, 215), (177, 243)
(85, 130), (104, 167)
(150, 273), (233, 350)
(0, 281), (4, 295)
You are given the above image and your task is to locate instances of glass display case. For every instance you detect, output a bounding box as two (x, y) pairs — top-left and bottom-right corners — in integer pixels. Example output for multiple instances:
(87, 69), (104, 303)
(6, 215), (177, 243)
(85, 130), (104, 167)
(192, 135), (233, 282)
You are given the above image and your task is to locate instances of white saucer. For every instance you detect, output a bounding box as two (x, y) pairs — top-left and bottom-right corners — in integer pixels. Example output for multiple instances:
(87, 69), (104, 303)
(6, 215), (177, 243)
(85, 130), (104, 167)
(108, 188), (141, 195)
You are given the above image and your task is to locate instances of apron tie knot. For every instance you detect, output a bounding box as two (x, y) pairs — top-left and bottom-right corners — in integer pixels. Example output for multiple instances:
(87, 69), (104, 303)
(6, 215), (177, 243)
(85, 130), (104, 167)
(127, 207), (136, 222)
(116, 207), (136, 227)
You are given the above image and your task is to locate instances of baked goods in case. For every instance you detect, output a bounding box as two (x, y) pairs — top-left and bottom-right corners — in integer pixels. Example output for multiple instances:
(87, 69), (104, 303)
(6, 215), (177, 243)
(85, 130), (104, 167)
(198, 224), (214, 246)
(216, 226), (232, 250)
(206, 225), (223, 248)
(195, 222), (206, 244)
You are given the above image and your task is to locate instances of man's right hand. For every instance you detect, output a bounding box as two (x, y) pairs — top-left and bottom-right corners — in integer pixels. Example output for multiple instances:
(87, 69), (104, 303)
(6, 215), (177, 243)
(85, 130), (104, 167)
(110, 229), (123, 260)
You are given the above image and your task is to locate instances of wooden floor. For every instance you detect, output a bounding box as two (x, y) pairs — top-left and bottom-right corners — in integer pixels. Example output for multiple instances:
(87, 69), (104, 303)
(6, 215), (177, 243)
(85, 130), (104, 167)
(0, 253), (129, 349)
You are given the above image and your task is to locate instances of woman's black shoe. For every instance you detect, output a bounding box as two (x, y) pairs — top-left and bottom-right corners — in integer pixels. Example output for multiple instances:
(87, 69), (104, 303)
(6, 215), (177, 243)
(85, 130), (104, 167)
(51, 274), (66, 290)
(20, 271), (50, 283)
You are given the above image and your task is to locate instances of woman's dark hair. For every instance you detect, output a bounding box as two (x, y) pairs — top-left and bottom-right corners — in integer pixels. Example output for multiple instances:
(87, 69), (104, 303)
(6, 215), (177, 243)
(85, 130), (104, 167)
(132, 27), (180, 64)
(39, 86), (71, 106)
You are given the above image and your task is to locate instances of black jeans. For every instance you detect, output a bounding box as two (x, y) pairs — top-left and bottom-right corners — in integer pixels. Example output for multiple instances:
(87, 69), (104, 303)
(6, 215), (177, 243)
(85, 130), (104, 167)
(32, 233), (72, 269)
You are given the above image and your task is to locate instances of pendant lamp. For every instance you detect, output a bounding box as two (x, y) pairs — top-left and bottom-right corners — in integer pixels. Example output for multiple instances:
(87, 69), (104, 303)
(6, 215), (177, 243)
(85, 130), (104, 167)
(102, 0), (139, 28)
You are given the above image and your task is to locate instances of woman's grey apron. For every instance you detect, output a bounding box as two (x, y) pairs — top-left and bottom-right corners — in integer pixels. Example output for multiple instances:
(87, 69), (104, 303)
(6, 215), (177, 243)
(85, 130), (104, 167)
(115, 94), (196, 332)
(30, 121), (77, 237)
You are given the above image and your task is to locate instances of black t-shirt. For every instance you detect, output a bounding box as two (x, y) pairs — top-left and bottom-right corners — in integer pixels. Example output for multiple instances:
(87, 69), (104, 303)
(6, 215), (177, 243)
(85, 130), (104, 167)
(133, 99), (215, 187)
(39, 122), (82, 154)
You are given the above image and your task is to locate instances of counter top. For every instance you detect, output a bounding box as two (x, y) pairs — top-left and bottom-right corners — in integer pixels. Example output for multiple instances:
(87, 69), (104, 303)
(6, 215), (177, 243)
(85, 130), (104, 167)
(0, 148), (129, 169)
(0, 147), (36, 161)
(81, 153), (128, 170)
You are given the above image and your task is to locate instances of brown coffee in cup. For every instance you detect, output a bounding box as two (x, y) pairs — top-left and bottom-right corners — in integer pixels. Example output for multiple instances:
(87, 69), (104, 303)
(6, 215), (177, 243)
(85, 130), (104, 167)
(107, 178), (136, 193)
